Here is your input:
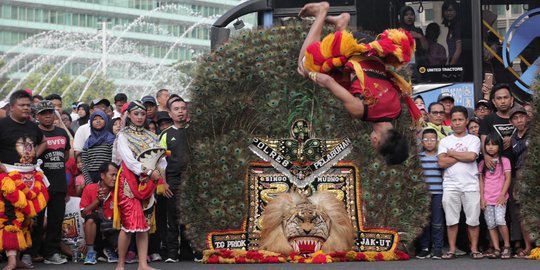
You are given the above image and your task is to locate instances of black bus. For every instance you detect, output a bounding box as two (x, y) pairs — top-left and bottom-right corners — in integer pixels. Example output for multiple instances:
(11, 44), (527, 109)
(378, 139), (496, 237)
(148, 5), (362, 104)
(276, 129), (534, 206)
(212, 0), (540, 106)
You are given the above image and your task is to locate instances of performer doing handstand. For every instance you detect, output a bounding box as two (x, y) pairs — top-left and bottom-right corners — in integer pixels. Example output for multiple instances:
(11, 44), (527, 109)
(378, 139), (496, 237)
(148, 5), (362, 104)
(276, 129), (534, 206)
(297, 2), (422, 165)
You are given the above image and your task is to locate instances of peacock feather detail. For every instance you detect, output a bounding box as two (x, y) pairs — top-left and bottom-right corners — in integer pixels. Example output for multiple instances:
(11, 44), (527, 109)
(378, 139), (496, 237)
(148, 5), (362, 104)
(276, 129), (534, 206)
(517, 72), (540, 254)
(180, 21), (430, 253)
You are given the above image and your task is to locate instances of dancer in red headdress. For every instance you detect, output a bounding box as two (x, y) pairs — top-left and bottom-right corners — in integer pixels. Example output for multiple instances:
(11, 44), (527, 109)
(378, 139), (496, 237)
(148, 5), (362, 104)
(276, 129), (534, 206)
(297, 2), (422, 165)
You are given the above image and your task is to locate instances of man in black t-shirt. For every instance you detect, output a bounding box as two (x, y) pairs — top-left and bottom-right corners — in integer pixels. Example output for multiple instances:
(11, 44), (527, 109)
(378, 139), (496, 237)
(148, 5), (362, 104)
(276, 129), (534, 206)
(479, 83), (523, 250)
(479, 84), (515, 165)
(34, 100), (71, 265)
(0, 90), (48, 270)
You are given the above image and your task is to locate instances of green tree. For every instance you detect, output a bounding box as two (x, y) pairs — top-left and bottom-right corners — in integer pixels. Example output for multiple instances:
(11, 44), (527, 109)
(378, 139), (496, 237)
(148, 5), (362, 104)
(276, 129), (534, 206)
(0, 64), (116, 109)
(63, 73), (116, 106)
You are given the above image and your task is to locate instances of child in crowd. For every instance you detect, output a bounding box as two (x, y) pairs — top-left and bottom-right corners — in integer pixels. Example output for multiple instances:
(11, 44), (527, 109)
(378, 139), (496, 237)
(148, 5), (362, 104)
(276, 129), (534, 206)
(110, 117), (122, 136)
(417, 128), (444, 259)
(81, 111), (115, 184)
(479, 133), (512, 259)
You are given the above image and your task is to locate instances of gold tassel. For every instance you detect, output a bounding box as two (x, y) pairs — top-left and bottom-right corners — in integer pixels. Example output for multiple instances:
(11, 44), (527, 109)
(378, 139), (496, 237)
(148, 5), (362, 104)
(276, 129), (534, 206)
(529, 247), (540, 259)
(156, 183), (165, 195)
(150, 206), (157, 234)
(13, 190), (28, 209)
(1, 178), (16, 194)
(17, 231), (27, 250)
(113, 167), (122, 230)
(37, 194), (47, 211)
(24, 229), (32, 249)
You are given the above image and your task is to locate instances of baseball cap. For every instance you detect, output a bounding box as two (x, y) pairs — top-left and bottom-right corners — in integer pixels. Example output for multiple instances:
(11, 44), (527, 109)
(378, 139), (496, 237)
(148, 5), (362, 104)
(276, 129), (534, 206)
(475, 99), (491, 110)
(509, 105), (527, 118)
(437, 92), (455, 102)
(141, 95), (157, 105)
(91, 98), (111, 108)
(0, 101), (8, 109)
(156, 111), (172, 124)
(36, 100), (55, 114)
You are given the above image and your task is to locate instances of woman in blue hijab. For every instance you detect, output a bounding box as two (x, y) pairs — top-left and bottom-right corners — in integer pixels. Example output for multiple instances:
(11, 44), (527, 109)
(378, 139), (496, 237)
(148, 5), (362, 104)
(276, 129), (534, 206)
(81, 111), (116, 184)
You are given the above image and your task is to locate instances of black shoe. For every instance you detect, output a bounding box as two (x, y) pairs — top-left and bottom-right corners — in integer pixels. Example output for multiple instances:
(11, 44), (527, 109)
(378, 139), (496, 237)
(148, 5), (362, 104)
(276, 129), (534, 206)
(165, 256), (179, 263)
(416, 249), (431, 259)
(165, 250), (179, 263)
(193, 251), (203, 263)
(432, 250), (443, 260)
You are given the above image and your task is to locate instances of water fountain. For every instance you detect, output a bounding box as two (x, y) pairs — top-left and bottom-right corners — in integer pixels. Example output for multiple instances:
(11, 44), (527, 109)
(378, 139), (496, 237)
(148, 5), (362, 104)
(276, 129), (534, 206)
(0, 3), (220, 103)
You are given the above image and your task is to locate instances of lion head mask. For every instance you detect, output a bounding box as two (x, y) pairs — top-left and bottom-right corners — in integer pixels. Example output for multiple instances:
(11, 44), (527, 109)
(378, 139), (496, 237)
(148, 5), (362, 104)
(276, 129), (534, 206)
(260, 191), (355, 255)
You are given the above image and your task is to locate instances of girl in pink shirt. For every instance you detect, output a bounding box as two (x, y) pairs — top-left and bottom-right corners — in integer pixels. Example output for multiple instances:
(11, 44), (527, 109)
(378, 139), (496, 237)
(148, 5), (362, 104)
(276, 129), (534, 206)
(479, 133), (511, 259)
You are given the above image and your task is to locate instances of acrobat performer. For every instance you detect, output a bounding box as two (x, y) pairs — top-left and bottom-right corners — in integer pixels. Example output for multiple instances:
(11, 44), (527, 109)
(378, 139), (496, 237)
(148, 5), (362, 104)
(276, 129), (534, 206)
(297, 2), (422, 165)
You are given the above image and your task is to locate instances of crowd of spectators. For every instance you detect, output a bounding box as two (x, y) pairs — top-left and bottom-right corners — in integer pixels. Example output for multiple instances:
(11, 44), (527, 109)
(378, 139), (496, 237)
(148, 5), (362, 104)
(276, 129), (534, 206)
(415, 83), (534, 260)
(0, 88), (194, 269)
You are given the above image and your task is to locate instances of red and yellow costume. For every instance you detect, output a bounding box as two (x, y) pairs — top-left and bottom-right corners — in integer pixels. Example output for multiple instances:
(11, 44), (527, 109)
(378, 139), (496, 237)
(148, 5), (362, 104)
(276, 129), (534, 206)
(112, 124), (165, 233)
(0, 168), (48, 251)
(304, 29), (422, 124)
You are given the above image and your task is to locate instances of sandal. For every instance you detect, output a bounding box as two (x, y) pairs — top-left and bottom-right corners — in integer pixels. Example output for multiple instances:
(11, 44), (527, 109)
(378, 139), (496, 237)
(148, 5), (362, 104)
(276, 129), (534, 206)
(442, 252), (456, 260)
(501, 247), (511, 259)
(514, 249), (531, 259)
(486, 249), (500, 259)
(471, 252), (484, 259)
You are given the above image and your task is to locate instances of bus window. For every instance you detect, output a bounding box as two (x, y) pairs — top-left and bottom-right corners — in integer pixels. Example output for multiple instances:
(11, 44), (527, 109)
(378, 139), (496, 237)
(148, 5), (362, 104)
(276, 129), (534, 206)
(481, 3), (539, 100)
(402, 1), (474, 84)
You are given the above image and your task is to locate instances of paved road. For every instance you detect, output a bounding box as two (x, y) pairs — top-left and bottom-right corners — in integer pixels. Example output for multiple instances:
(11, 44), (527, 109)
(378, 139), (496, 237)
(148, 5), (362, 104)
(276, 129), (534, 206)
(17, 257), (539, 270)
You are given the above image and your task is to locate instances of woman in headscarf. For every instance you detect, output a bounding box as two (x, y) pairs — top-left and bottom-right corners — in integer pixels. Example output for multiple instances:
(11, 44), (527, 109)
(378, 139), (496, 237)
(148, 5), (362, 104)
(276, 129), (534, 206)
(112, 101), (165, 270)
(81, 111), (115, 184)
(71, 103), (90, 132)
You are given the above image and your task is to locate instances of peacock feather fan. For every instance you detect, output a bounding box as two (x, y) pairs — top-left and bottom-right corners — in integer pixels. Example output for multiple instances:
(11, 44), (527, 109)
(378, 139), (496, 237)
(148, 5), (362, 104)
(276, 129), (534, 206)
(517, 73), (540, 246)
(180, 21), (430, 253)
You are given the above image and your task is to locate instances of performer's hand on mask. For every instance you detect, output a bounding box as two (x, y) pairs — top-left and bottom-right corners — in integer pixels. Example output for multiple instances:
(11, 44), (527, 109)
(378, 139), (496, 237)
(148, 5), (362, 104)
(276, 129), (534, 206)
(162, 182), (174, 199)
(311, 72), (333, 88)
(150, 169), (161, 182)
(0, 163), (5, 173)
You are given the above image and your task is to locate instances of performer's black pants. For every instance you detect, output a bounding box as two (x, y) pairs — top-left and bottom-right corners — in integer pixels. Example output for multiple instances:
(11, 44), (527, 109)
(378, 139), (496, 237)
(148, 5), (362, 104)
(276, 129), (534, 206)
(44, 192), (66, 257)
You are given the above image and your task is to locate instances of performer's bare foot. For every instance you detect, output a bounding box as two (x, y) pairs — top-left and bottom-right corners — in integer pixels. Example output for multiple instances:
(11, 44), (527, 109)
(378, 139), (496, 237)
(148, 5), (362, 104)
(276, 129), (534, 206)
(2, 256), (16, 270)
(1, 264), (15, 270)
(137, 266), (159, 270)
(298, 1), (329, 18)
(15, 260), (34, 269)
(114, 266), (125, 270)
(326, 13), (351, 31)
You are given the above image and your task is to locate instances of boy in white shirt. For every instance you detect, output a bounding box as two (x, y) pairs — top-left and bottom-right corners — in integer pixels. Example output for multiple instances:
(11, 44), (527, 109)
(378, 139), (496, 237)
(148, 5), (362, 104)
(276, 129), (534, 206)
(438, 106), (482, 259)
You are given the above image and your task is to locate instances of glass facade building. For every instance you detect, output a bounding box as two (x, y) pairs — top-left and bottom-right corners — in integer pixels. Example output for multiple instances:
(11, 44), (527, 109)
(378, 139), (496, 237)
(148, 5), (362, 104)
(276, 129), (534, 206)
(0, 0), (247, 90)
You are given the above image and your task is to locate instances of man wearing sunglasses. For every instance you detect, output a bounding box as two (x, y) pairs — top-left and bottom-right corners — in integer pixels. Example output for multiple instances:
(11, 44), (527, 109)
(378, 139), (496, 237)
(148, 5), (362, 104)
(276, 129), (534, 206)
(426, 102), (453, 140)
